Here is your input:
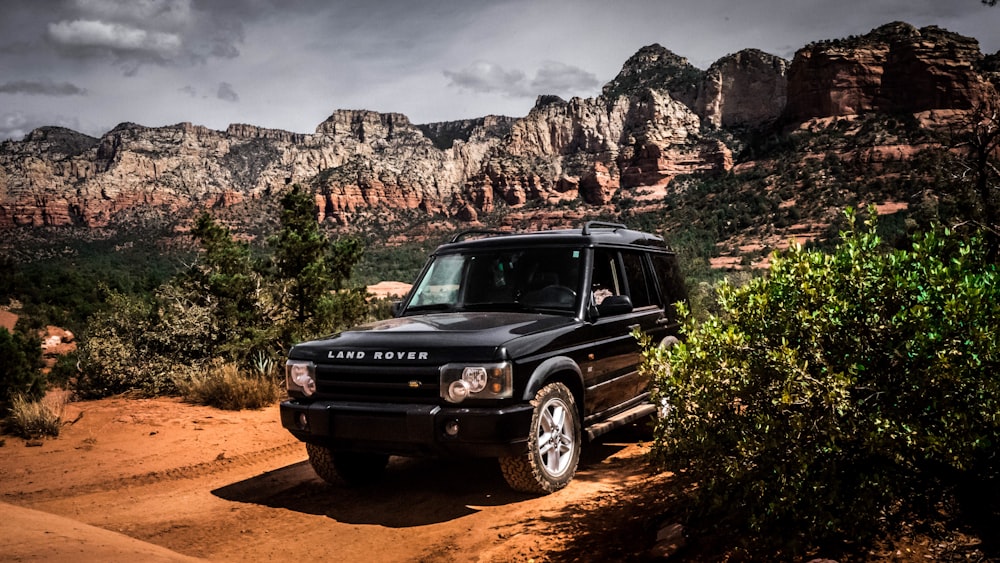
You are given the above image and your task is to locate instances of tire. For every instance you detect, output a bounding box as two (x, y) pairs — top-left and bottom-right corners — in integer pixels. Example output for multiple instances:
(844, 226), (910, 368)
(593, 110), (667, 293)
(500, 382), (581, 494)
(305, 443), (389, 486)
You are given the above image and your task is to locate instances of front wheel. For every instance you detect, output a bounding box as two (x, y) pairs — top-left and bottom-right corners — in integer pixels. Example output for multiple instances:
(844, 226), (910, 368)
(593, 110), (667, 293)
(500, 382), (581, 494)
(305, 443), (389, 486)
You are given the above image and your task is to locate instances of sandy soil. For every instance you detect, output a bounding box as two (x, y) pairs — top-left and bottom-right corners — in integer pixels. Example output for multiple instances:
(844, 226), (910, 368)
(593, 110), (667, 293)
(0, 396), (672, 562)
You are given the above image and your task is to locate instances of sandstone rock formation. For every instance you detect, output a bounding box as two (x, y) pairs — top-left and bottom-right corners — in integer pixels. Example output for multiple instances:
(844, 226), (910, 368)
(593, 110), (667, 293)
(0, 21), (995, 232)
(696, 49), (790, 128)
(785, 22), (997, 121)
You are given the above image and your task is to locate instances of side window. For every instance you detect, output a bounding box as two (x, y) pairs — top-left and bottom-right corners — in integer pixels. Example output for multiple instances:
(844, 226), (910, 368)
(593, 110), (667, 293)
(590, 249), (621, 306)
(621, 251), (654, 308)
(651, 253), (685, 320)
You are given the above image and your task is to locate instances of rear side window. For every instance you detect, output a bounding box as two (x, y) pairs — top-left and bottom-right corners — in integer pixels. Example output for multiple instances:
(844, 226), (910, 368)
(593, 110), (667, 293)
(621, 251), (654, 308)
(650, 253), (685, 320)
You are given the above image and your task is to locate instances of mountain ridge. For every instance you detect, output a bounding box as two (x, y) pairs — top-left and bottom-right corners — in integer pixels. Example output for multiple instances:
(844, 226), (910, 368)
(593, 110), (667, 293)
(1, 21), (996, 243)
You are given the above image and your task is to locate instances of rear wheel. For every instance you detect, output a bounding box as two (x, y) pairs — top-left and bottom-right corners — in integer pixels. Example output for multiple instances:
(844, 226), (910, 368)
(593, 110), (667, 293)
(305, 443), (389, 486)
(500, 382), (581, 494)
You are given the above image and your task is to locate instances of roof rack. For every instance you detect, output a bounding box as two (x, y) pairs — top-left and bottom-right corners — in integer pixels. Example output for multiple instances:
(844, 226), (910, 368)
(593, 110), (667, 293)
(582, 221), (628, 235)
(450, 229), (509, 243)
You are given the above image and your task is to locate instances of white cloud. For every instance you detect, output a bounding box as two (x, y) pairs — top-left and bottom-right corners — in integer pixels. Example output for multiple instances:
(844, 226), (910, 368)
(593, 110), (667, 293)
(48, 19), (181, 56)
(444, 60), (600, 100)
(444, 61), (528, 96)
(529, 62), (601, 97)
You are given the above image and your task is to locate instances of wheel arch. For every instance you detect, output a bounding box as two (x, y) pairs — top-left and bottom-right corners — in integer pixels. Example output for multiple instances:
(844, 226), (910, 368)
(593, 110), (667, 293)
(522, 356), (584, 415)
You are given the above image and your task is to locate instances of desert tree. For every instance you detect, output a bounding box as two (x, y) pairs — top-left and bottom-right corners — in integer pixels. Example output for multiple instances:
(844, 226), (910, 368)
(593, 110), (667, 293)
(182, 212), (272, 358)
(947, 103), (1000, 256)
(269, 185), (366, 341)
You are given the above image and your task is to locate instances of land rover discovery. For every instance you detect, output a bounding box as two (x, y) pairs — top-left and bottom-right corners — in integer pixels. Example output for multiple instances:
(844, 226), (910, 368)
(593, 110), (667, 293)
(280, 221), (687, 493)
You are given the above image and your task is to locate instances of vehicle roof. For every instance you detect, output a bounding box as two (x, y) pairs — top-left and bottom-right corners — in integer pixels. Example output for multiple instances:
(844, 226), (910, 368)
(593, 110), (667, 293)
(435, 223), (671, 253)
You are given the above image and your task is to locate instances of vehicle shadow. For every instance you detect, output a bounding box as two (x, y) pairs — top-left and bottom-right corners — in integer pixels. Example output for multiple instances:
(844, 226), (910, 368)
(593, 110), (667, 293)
(212, 426), (644, 528)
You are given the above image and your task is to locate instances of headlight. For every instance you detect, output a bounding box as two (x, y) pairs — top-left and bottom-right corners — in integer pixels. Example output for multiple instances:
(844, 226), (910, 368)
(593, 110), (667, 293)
(440, 362), (512, 403)
(286, 360), (316, 397)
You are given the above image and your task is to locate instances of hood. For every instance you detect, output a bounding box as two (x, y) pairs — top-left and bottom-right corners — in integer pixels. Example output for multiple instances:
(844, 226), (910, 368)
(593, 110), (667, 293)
(290, 312), (579, 365)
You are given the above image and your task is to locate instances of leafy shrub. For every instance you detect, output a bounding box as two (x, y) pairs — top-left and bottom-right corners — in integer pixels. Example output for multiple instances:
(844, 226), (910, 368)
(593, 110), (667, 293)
(643, 209), (1000, 552)
(75, 289), (182, 398)
(179, 360), (281, 410)
(6, 394), (63, 438)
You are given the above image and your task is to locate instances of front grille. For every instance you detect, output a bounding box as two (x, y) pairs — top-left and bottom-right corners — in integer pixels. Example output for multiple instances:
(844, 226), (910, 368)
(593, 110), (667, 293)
(314, 363), (440, 403)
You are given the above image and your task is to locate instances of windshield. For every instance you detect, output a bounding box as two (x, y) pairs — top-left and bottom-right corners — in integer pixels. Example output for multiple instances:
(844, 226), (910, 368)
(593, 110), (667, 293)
(405, 247), (583, 314)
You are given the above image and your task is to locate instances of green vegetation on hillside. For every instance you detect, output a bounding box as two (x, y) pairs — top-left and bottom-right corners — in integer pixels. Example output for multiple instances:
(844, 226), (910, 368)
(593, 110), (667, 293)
(0, 232), (181, 334)
(73, 186), (369, 402)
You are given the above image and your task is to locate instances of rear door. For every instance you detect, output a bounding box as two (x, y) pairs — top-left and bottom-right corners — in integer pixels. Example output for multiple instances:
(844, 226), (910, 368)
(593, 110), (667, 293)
(579, 248), (667, 420)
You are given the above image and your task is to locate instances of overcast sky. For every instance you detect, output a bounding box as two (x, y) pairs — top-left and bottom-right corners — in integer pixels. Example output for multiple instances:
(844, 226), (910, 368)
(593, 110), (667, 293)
(1, 0), (998, 141)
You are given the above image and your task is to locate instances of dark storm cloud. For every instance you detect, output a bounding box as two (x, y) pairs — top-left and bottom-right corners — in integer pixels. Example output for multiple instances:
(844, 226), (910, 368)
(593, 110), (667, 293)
(44, 0), (244, 73)
(0, 80), (88, 96)
(444, 61), (600, 99)
(217, 82), (239, 102)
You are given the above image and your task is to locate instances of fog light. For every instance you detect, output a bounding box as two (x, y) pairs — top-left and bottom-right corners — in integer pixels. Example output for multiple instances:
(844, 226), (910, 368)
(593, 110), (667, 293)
(444, 420), (460, 437)
(297, 412), (309, 430)
(447, 380), (471, 403)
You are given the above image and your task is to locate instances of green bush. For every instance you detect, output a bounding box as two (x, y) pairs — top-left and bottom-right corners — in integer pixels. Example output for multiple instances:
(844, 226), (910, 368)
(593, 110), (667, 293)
(75, 290), (181, 398)
(643, 209), (1000, 552)
(0, 326), (44, 406)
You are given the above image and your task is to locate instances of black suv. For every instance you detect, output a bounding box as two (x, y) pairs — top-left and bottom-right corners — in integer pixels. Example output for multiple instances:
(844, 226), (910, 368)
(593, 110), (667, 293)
(280, 222), (687, 493)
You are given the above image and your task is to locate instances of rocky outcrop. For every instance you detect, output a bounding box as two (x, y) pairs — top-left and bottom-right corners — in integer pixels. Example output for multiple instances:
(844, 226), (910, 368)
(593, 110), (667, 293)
(417, 116), (516, 150)
(696, 49), (789, 128)
(602, 44), (703, 109)
(785, 22), (997, 121)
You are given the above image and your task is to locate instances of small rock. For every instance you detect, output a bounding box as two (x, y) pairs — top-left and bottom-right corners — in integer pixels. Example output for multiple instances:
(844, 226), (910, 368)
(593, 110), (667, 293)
(650, 522), (685, 559)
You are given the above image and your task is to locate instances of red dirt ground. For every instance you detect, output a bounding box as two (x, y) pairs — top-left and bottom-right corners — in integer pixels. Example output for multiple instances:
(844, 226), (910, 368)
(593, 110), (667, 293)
(0, 396), (674, 562)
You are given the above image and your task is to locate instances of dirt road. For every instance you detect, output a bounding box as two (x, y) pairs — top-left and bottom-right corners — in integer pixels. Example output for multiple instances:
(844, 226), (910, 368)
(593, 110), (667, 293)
(0, 396), (673, 562)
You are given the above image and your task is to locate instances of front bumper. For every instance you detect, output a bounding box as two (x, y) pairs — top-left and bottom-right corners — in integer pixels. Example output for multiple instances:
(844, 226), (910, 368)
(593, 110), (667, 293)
(280, 399), (534, 458)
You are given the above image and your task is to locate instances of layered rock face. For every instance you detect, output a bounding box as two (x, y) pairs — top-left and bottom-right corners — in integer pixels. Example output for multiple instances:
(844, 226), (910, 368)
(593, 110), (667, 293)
(785, 22), (997, 121)
(696, 49), (789, 128)
(1, 21), (995, 230)
(0, 51), (735, 228)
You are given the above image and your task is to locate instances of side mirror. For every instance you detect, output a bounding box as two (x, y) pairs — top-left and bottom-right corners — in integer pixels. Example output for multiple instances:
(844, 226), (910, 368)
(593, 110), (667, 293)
(391, 301), (403, 317)
(596, 295), (633, 317)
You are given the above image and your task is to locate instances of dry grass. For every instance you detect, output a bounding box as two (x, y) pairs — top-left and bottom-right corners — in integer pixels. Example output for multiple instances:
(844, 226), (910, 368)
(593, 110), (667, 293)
(6, 394), (64, 438)
(179, 361), (281, 410)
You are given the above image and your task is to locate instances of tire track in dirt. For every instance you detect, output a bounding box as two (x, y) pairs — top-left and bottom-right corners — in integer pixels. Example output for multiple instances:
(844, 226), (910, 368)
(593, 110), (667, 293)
(3, 442), (304, 503)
